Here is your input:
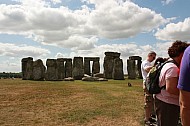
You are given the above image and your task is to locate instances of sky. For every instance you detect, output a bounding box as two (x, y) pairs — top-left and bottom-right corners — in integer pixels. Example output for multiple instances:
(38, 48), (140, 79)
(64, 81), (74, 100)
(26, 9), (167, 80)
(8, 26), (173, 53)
(0, 0), (190, 73)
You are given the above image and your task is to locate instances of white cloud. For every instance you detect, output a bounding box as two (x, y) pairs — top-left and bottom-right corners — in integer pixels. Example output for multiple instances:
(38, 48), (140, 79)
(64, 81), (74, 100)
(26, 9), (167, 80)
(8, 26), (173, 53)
(0, 60), (21, 72)
(155, 18), (190, 41)
(88, 1), (167, 39)
(0, 0), (167, 49)
(51, 0), (62, 4)
(0, 42), (50, 58)
(0, 42), (50, 72)
(55, 52), (67, 58)
(12, 0), (50, 7)
(161, 0), (174, 5)
(154, 41), (172, 57)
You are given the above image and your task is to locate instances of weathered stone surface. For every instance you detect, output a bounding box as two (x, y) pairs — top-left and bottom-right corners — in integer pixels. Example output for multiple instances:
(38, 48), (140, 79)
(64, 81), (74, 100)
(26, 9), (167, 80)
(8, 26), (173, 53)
(94, 73), (104, 78)
(128, 56), (142, 79)
(45, 59), (58, 81)
(82, 76), (99, 81)
(84, 74), (91, 77)
(65, 59), (72, 78)
(84, 57), (100, 76)
(104, 52), (120, 58)
(92, 60), (100, 74)
(103, 52), (122, 79)
(113, 58), (124, 80)
(33, 59), (46, 81)
(103, 56), (114, 79)
(137, 60), (142, 79)
(129, 56), (142, 61)
(72, 57), (84, 80)
(97, 78), (108, 81)
(84, 57), (100, 61)
(57, 58), (65, 80)
(21, 57), (33, 80)
(64, 77), (74, 81)
(84, 59), (90, 75)
(127, 59), (136, 79)
(82, 76), (108, 81)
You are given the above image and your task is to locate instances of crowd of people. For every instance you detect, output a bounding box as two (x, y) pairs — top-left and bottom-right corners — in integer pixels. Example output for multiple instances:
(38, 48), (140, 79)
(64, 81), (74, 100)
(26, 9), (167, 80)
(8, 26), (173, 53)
(141, 40), (190, 126)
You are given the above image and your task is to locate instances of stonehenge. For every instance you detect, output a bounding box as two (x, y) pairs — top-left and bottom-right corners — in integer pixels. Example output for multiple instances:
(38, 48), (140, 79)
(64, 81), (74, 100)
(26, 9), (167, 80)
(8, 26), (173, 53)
(103, 52), (124, 80)
(127, 56), (142, 79)
(72, 57), (84, 80)
(21, 56), (102, 81)
(21, 52), (142, 81)
(21, 57), (33, 80)
(33, 59), (46, 81)
(84, 57), (100, 76)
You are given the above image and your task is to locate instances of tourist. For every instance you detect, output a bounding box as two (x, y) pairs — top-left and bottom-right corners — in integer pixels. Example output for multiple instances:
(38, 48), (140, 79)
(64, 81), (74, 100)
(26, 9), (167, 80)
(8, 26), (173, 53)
(141, 51), (157, 125)
(153, 57), (169, 66)
(155, 40), (189, 126)
(177, 45), (190, 126)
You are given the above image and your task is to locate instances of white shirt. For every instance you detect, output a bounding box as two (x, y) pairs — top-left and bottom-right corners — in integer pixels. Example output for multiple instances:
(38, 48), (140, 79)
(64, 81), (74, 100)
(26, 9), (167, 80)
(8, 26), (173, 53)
(141, 60), (152, 83)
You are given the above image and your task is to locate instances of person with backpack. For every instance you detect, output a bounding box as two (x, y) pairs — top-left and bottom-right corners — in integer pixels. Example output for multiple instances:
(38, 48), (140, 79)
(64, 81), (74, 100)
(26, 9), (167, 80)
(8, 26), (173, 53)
(145, 57), (170, 94)
(177, 45), (190, 126)
(155, 40), (189, 126)
(141, 51), (157, 125)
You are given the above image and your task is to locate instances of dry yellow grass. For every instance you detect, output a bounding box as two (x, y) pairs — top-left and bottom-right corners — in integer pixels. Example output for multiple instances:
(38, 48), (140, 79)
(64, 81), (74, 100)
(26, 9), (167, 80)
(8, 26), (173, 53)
(0, 78), (144, 126)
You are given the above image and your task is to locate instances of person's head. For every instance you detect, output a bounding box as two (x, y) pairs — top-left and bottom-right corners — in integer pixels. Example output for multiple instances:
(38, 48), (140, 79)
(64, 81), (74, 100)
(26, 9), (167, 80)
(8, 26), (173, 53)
(168, 40), (189, 64)
(147, 51), (156, 62)
(153, 57), (169, 66)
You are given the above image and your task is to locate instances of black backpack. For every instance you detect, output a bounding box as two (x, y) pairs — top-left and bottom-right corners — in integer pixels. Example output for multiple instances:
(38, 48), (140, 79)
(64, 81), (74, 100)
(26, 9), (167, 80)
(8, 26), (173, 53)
(145, 60), (178, 94)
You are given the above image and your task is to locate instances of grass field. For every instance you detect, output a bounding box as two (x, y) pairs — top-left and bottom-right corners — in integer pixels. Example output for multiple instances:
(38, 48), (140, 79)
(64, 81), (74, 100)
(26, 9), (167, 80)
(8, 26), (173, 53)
(0, 78), (144, 126)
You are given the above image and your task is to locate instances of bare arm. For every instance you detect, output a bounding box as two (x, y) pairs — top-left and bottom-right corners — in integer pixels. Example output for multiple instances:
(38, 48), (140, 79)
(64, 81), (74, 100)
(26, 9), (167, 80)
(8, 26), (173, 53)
(179, 90), (190, 126)
(145, 66), (152, 73)
(165, 77), (179, 95)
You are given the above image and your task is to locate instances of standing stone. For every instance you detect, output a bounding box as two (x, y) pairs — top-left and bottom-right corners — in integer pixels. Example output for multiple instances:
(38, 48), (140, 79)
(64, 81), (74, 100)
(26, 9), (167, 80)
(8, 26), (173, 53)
(57, 58), (65, 80)
(84, 57), (100, 76)
(103, 52), (120, 79)
(84, 58), (90, 75)
(103, 56), (114, 79)
(72, 57), (84, 80)
(65, 59), (72, 78)
(45, 59), (58, 81)
(21, 57), (33, 80)
(92, 60), (100, 74)
(113, 58), (124, 80)
(33, 59), (46, 81)
(129, 56), (142, 79)
(137, 60), (142, 79)
(127, 59), (136, 79)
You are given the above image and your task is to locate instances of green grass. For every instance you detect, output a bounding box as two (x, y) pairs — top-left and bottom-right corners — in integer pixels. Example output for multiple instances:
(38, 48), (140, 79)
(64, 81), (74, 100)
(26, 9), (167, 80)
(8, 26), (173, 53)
(0, 78), (144, 126)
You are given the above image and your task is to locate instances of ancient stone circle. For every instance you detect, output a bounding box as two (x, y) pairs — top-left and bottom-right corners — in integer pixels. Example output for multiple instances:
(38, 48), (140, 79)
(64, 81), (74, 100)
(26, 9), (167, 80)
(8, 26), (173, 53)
(21, 52), (142, 81)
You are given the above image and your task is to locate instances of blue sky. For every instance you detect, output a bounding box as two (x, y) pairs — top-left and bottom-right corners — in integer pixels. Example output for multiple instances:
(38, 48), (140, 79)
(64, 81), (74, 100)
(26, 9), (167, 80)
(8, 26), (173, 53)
(0, 0), (190, 73)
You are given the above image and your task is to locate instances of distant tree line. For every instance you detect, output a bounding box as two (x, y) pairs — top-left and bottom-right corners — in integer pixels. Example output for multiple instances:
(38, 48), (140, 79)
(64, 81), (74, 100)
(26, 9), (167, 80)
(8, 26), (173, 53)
(0, 72), (22, 78)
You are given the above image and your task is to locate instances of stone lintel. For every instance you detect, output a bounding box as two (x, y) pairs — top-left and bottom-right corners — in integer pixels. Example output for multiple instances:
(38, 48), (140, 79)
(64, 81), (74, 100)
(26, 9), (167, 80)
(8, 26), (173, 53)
(84, 57), (100, 61)
(46, 59), (57, 66)
(57, 58), (72, 61)
(129, 56), (142, 60)
(104, 52), (120, 58)
(21, 57), (33, 62)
